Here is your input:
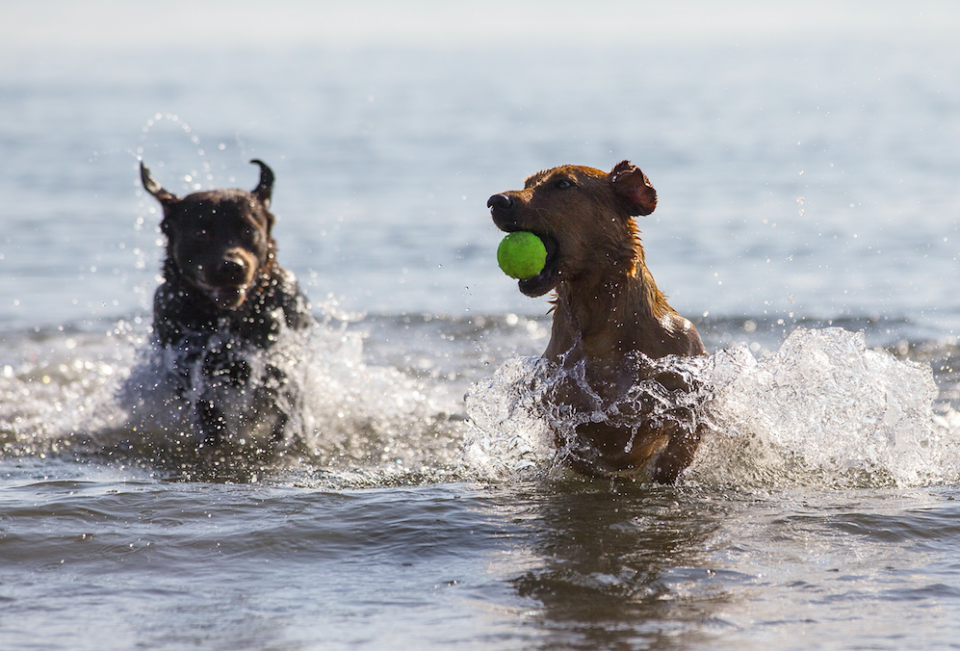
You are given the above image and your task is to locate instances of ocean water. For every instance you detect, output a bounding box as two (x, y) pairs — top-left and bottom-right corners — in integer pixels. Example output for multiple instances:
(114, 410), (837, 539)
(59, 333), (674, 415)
(2, 18), (960, 651)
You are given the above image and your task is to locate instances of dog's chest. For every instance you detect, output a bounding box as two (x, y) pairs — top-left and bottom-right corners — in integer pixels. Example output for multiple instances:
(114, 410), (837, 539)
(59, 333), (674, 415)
(154, 281), (284, 348)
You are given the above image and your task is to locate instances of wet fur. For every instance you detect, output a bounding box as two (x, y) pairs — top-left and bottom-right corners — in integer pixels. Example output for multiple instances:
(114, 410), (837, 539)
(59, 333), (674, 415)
(141, 159), (313, 446)
(488, 161), (707, 482)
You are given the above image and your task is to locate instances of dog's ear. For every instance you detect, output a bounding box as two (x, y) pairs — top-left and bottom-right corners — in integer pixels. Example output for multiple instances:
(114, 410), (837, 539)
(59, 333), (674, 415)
(249, 159), (274, 209)
(140, 161), (179, 206)
(609, 160), (657, 216)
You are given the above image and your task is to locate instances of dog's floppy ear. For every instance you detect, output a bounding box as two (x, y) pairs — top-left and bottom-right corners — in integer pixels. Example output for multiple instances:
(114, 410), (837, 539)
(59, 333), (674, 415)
(140, 161), (179, 206)
(249, 159), (274, 209)
(609, 160), (657, 216)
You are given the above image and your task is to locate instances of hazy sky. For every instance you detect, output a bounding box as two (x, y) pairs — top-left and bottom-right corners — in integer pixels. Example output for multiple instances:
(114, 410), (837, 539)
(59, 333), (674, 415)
(3, 0), (958, 51)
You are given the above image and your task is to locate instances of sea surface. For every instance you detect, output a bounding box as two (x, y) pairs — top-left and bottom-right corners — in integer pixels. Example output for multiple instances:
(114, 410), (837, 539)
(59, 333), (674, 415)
(2, 27), (960, 651)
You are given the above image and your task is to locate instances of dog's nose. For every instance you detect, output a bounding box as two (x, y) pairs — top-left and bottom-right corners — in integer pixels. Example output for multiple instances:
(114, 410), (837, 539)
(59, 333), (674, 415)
(487, 194), (514, 212)
(219, 258), (248, 284)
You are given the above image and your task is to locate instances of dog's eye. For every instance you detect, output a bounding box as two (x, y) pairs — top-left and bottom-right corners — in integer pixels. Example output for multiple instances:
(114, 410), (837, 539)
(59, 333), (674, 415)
(555, 179), (575, 189)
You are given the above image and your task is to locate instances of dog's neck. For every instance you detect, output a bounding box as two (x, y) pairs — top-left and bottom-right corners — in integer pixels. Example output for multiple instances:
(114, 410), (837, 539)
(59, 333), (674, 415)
(544, 227), (693, 378)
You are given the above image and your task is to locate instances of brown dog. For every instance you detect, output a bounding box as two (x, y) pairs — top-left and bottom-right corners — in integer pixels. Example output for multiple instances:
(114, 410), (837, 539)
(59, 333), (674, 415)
(488, 161), (707, 482)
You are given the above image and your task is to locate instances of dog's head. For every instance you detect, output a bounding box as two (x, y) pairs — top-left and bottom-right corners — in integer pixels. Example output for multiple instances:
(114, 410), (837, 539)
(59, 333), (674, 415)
(141, 159), (277, 310)
(488, 161), (657, 297)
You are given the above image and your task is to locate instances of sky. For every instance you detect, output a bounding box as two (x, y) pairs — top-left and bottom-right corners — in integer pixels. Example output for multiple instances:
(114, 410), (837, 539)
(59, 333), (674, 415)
(2, 0), (958, 52)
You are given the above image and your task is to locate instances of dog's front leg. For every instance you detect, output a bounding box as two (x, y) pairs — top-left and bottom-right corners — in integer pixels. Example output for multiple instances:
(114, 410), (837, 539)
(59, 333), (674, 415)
(255, 363), (293, 442)
(197, 397), (226, 447)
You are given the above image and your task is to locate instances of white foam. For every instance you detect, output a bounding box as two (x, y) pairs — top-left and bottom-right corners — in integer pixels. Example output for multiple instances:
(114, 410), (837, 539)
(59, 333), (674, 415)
(4, 321), (958, 488)
(464, 327), (960, 487)
(463, 352), (712, 481)
(0, 318), (467, 476)
(120, 318), (465, 469)
(692, 327), (960, 487)
(462, 357), (556, 479)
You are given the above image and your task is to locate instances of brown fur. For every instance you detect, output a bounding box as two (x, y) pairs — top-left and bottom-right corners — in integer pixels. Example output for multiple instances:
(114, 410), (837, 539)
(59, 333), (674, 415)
(488, 161), (706, 482)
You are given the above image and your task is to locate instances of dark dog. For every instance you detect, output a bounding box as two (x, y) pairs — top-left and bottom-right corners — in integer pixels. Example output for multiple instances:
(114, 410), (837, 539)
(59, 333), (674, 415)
(141, 159), (313, 446)
(488, 161), (707, 483)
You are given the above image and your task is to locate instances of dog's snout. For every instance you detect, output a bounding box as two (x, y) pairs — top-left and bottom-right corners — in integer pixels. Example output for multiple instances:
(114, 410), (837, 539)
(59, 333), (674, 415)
(218, 257), (248, 284)
(221, 258), (246, 272)
(487, 193), (515, 212)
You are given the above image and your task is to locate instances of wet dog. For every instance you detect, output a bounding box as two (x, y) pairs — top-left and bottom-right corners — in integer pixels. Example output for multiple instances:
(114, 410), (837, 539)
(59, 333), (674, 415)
(141, 159), (313, 446)
(488, 161), (707, 482)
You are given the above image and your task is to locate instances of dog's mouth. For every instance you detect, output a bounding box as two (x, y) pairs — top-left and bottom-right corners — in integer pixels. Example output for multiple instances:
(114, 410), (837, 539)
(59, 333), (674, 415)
(195, 280), (251, 310)
(488, 196), (561, 297)
(507, 231), (561, 298)
(184, 253), (260, 311)
(518, 234), (560, 297)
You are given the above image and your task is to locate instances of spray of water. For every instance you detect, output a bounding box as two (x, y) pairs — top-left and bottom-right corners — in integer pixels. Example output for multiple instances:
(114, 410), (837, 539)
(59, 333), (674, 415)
(0, 317), (467, 483)
(693, 327), (960, 487)
(3, 317), (957, 488)
(464, 327), (960, 488)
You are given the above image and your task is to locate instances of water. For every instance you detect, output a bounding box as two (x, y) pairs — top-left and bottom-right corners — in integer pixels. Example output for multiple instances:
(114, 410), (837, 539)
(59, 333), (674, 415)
(3, 12), (960, 649)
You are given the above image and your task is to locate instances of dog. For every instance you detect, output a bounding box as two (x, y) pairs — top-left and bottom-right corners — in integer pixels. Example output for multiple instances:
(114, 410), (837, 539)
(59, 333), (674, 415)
(140, 159), (313, 446)
(488, 160), (707, 483)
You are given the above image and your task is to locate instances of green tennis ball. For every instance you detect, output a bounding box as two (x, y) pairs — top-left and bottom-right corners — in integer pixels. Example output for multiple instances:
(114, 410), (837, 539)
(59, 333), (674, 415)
(497, 232), (547, 280)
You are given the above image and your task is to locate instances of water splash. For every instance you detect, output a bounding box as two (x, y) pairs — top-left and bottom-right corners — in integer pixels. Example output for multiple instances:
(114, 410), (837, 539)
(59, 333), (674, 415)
(463, 357), (556, 479)
(463, 353), (712, 481)
(5, 318), (957, 488)
(0, 317), (467, 480)
(120, 316), (467, 472)
(693, 327), (959, 487)
(464, 328), (960, 488)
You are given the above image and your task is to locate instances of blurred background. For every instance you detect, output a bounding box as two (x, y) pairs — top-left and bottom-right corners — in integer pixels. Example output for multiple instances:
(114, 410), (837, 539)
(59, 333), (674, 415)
(0, 0), (958, 335)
